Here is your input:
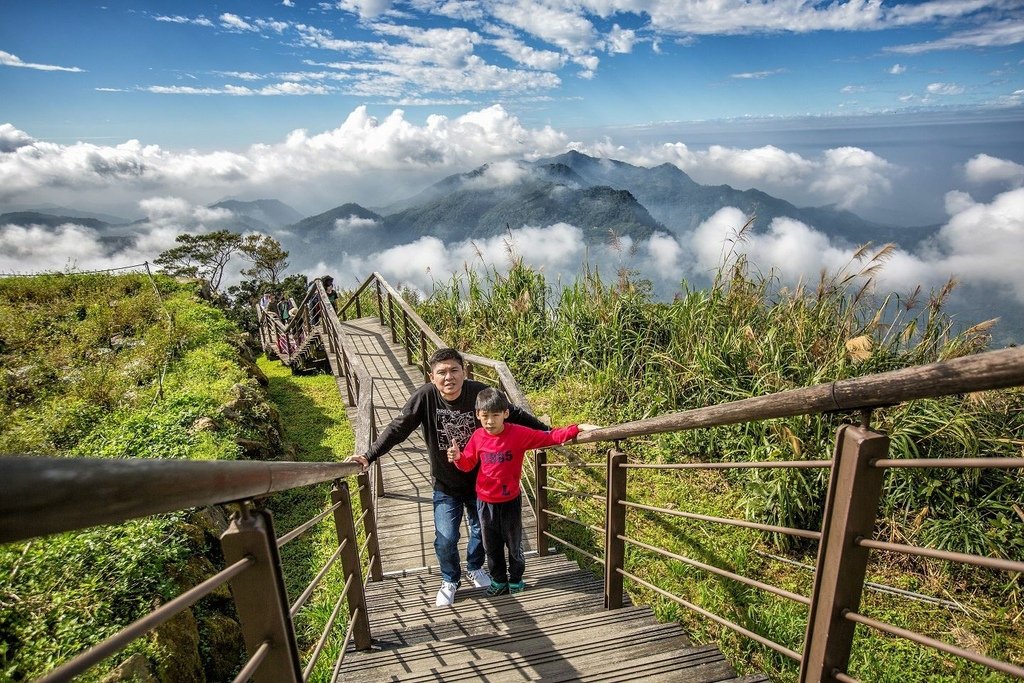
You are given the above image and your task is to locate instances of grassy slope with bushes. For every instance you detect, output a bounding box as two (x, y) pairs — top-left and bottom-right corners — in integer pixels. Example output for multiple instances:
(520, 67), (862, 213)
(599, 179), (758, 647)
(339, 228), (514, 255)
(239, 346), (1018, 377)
(256, 357), (357, 683)
(0, 273), (273, 681)
(415, 255), (1023, 682)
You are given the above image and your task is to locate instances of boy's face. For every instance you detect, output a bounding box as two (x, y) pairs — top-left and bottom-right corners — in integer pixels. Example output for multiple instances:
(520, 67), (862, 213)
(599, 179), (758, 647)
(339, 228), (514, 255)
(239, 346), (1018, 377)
(477, 409), (509, 435)
(430, 360), (464, 400)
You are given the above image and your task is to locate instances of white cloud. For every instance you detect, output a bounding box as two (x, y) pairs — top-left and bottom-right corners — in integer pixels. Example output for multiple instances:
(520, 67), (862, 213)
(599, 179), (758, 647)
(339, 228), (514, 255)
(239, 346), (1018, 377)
(603, 24), (637, 54)
(841, 84), (866, 93)
(220, 13), (259, 32)
(926, 82), (965, 95)
(590, 0), (1003, 35)
(887, 18), (1024, 54)
(492, 1), (597, 54)
(282, 0), (295, 7)
(0, 107), (567, 206)
(463, 160), (530, 189)
(684, 187), (1024, 304)
(965, 153), (1024, 186)
(889, 63), (906, 74)
(0, 50), (83, 73)
(731, 69), (784, 79)
(334, 215), (380, 233)
(154, 14), (215, 27)
(575, 140), (896, 212)
(809, 147), (895, 209)
(338, 0), (394, 19)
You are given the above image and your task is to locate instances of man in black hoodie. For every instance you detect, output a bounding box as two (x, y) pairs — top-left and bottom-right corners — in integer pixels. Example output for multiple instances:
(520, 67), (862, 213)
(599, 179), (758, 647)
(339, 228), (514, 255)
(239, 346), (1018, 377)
(348, 348), (548, 606)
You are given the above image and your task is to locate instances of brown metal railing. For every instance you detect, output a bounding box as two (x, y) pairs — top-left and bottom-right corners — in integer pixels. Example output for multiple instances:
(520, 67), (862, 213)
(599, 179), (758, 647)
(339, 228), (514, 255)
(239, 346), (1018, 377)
(533, 345), (1024, 682)
(1, 457), (378, 683)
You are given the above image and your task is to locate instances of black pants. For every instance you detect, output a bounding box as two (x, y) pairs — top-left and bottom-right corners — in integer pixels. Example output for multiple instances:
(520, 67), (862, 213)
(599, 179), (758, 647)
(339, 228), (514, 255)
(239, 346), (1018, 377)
(477, 495), (525, 584)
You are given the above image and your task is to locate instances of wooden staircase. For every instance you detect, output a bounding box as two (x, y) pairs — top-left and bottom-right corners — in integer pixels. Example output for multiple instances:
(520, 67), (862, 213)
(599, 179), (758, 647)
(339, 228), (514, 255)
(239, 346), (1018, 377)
(336, 553), (767, 682)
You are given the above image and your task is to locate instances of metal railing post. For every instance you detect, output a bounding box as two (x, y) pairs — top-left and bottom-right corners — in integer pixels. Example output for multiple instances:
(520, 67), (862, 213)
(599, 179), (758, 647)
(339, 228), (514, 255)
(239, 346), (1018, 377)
(605, 446), (627, 609)
(331, 481), (372, 650)
(535, 449), (549, 557)
(357, 471), (384, 581)
(402, 310), (413, 364)
(419, 331), (429, 381)
(386, 294), (397, 343)
(800, 425), (889, 682)
(355, 292), (362, 318)
(219, 504), (302, 683)
(375, 279), (384, 325)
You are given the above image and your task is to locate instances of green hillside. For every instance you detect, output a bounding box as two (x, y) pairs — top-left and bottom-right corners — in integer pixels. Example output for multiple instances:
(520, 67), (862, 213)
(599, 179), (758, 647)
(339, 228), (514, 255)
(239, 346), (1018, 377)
(0, 273), (283, 681)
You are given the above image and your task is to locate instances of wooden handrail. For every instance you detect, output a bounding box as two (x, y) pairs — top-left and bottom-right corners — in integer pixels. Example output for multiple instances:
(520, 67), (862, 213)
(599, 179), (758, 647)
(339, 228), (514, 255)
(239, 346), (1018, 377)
(574, 346), (1024, 445)
(0, 457), (361, 544)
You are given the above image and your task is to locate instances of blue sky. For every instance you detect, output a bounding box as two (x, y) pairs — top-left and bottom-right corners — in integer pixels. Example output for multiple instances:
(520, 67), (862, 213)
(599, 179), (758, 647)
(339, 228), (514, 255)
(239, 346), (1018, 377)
(1, 1), (1022, 150)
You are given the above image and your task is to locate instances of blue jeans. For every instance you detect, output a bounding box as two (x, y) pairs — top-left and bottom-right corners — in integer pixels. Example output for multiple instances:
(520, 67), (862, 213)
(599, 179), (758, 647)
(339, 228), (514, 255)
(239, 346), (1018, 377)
(432, 489), (485, 584)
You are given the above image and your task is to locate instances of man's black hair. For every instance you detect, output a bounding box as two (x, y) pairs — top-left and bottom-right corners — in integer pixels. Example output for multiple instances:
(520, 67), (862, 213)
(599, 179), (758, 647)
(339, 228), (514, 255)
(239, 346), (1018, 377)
(428, 348), (464, 370)
(475, 387), (509, 413)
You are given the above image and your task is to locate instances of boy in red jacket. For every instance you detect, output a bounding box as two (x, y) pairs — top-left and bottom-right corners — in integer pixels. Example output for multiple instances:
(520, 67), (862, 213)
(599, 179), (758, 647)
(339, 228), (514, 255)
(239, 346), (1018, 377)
(448, 388), (579, 595)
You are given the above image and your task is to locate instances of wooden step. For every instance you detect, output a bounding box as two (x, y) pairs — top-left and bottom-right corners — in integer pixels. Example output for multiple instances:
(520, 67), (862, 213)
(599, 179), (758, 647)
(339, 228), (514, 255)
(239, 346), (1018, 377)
(338, 606), (693, 682)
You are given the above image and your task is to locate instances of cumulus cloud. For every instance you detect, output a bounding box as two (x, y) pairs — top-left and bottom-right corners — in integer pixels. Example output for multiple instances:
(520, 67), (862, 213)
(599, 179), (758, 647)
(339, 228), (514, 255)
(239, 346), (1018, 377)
(965, 153), (1024, 186)
(334, 215), (381, 234)
(580, 140), (893, 211)
(463, 160), (530, 189)
(889, 63), (906, 74)
(0, 106), (567, 206)
(0, 197), (268, 281)
(0, 50), (83, 72)
(686, 187), (1024, 303)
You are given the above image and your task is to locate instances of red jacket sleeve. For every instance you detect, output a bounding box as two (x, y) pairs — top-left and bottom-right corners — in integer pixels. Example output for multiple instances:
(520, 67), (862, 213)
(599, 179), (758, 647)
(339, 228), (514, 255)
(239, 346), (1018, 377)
(521, 424), (579, 450)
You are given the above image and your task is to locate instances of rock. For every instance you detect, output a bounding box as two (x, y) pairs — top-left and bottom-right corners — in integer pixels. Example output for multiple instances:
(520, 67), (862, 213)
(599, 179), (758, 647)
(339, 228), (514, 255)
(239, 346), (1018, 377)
(191, 417), (218, 433)
(191, 507), (230, 537)
(102, 653), (156, 683)
(235, 437), (272, 460)
(238, 356), (268, 387)
(153, 608), (202, 683)
(199, 614), (246, 682)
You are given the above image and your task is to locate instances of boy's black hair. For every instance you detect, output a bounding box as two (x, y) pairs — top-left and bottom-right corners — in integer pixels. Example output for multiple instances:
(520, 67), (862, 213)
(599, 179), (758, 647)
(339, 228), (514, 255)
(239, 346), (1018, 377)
(475, 387), (509, 413)
(428, 348), (464, 370)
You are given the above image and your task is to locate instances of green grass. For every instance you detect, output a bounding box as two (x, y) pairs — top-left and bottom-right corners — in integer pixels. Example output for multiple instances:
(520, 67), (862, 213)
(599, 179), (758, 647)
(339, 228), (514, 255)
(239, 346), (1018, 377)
(0, 274), (265, 681)
(256, 357), (358, 682)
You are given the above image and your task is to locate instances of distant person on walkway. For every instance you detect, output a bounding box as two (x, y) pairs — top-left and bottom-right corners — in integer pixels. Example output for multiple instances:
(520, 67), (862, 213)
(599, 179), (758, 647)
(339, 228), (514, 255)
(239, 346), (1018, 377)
(322, 275), (339, 312)
(309, 276), (338, 325)
(448, 388), (582, 596)
(348, 348), (550, 607)
(276, 292), (296, 323)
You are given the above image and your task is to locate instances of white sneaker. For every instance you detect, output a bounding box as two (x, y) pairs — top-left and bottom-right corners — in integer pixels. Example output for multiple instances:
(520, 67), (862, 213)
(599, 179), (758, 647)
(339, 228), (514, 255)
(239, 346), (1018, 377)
(466, 568), (492, 588)
(435, 580), (459, 607)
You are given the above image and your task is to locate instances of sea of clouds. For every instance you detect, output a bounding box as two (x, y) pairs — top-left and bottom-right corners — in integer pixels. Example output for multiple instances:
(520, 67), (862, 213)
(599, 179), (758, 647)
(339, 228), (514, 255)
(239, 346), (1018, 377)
(2, 106), (1023, 335)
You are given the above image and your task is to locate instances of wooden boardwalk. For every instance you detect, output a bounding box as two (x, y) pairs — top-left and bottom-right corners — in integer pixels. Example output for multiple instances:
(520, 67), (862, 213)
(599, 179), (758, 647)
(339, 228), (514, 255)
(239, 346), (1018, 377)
(340, 317), (538, 573)
(333, 317), (763, 682)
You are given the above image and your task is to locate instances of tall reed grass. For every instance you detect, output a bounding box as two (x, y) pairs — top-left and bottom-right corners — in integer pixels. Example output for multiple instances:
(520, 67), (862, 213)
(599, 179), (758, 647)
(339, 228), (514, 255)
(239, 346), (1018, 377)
(415, 248), (1023, 681)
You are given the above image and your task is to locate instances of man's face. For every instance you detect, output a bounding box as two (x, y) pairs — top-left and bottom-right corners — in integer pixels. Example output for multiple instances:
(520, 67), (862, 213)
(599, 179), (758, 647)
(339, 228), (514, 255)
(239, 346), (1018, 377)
(430, 360), (464, 401)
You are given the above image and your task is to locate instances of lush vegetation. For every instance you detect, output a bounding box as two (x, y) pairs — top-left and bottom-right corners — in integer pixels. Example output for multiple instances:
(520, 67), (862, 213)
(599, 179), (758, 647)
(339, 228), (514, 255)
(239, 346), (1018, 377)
(0, 273), (273, 681)
(409, 251), (1023, 682)
(256, 357), (358, 683)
